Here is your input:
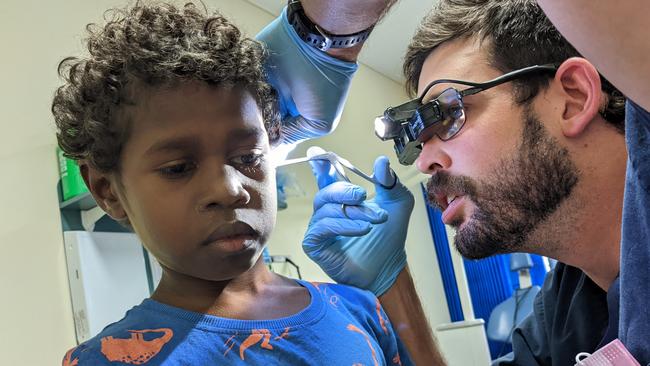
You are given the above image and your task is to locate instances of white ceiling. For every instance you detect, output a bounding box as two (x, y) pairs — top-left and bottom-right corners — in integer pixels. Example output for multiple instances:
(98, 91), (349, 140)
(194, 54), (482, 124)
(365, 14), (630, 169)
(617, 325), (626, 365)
(244, 0), (436, 83)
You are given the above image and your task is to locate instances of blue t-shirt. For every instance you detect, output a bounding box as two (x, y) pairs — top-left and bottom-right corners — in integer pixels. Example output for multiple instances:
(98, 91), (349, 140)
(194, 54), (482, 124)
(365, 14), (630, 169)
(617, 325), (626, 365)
(619, 100), (650, 364)
(62, 280), (413, 365)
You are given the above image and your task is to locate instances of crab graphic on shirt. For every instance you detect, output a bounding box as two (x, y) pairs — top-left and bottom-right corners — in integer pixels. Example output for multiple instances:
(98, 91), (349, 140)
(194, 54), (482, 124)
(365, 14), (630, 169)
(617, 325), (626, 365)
(100, 328), (173, 365)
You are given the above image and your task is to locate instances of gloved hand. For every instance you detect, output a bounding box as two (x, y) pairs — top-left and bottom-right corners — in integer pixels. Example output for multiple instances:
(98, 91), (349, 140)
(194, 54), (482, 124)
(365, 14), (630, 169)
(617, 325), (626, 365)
(256, 10), (357, 145)
(302, 149), (415, 296)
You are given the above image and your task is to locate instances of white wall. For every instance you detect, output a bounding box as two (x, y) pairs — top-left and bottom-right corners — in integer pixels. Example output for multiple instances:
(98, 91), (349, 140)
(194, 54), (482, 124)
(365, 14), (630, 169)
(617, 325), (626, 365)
(0, 0), (456, 364)
(0, 1), (124, 364)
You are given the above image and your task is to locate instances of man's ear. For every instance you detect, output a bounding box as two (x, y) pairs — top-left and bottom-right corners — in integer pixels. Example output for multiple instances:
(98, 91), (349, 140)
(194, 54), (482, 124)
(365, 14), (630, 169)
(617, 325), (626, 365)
(554, 57), (605, 137)
(79, 162), (127, 221)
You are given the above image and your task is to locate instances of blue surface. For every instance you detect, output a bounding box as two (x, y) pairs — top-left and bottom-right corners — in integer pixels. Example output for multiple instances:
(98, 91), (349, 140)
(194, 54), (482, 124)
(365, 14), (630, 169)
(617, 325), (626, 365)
(465, 253), (549, 359)
(421, 184), (464, 322)
(619, 100), (650, 363)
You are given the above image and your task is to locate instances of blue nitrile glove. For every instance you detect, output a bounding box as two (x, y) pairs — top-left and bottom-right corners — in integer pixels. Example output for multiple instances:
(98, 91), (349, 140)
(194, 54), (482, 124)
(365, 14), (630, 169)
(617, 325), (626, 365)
(302, 153), (415, 296)
(256, 8), (358, 145)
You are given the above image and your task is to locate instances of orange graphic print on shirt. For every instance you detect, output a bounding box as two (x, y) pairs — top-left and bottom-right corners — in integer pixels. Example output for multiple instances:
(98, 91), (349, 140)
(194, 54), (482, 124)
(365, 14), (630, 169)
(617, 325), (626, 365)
(239, 329), (273, 360)
(62, 347), (78, 366)
(310, 282), (341, 309)
(375, 299), (389, 335)
(347, 324), (379, 366)
(275, 327), (290, 341)
(223, 332), (239, 356)
(100, 328), (173, 365)
(223, 328), (291, 360)
(310, 281), (324, 290)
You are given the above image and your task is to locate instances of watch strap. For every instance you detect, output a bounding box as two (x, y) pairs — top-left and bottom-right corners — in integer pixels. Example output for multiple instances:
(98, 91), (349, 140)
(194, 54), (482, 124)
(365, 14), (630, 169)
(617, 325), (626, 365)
(287, 0), (374, 52)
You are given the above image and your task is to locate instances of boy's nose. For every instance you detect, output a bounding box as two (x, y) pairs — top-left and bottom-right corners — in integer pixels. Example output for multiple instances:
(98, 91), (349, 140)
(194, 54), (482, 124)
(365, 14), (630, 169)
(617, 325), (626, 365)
(198, 165), (251, 211)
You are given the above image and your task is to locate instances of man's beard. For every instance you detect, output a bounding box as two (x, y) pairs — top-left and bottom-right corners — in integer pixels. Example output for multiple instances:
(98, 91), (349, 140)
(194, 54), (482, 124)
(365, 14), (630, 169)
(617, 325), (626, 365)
(426, 107), (579, 259)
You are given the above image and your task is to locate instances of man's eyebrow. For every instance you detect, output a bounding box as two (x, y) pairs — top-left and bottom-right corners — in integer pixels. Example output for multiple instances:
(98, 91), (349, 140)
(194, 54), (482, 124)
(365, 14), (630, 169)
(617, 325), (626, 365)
(144, 136), (199, 156)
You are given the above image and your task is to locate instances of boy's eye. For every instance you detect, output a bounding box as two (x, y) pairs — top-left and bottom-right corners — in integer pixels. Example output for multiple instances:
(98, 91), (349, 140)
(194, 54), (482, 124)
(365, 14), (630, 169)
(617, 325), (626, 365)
(231, 153), (265, 167)
(159, 161), (196, 178)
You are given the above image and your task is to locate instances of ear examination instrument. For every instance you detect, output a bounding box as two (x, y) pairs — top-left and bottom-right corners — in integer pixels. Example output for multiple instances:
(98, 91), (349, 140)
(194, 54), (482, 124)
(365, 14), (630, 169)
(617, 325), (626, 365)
(276, 150), (396, 190)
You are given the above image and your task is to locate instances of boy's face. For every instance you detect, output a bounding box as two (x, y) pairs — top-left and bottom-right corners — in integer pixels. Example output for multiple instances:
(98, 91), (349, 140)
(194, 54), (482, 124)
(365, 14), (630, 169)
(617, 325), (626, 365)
(98, 82), (276, 281)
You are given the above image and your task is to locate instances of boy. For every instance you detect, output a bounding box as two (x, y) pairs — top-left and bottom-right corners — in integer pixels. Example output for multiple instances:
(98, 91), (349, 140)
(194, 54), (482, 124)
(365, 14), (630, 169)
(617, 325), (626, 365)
(53, 2), (411, 365)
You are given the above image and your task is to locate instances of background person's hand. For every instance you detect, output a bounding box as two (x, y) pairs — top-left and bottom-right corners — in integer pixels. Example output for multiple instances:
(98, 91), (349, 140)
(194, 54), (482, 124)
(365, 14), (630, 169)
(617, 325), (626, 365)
(302, 150), (415, 296)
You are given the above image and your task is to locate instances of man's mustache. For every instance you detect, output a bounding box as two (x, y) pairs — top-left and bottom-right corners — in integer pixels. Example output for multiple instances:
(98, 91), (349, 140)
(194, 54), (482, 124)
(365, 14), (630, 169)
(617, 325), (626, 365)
(426, 172), (477, 209)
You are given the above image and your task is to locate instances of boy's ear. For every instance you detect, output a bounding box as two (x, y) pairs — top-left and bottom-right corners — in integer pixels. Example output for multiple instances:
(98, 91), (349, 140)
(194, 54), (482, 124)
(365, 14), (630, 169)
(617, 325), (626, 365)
(79, 162), (127, 221)
(554, 57), (605, 138)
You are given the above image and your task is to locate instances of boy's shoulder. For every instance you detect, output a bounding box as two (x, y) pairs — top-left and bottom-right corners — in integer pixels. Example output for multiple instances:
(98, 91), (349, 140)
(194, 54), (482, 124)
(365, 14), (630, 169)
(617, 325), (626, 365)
(305, 280), (379, 309)
(63, 327), (175, 366)
(62, 300), (179, 365)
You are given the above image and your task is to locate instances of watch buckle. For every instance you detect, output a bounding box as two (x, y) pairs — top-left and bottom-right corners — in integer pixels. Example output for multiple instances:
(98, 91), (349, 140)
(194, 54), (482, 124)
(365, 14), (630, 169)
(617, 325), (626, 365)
(314, 25), (333, 51)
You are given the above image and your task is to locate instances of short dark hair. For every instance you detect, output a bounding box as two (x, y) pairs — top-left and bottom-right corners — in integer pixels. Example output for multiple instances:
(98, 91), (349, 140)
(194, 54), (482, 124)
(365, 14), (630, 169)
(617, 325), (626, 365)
(52, 1), (281, 172)
(403, 0), (625, 132)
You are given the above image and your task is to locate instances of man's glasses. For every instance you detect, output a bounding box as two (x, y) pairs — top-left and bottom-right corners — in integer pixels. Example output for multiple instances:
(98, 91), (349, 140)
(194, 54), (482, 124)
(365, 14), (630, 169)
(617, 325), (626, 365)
(374, 64), (558, 165)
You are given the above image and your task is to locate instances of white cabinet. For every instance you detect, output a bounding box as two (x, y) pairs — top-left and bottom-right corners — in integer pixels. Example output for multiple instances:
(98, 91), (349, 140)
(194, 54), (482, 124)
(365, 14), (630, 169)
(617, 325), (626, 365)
(63, 231), (161, 343)
(435, 319), (492, 365)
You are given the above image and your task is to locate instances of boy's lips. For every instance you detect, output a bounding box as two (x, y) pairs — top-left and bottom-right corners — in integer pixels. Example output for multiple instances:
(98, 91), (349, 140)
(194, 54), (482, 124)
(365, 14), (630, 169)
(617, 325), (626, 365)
(203, 221), (259, 251)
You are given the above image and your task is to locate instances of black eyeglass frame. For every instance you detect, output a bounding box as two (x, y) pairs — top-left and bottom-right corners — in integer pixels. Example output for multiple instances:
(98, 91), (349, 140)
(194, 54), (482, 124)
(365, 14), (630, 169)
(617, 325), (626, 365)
(375, 64), (558, 165)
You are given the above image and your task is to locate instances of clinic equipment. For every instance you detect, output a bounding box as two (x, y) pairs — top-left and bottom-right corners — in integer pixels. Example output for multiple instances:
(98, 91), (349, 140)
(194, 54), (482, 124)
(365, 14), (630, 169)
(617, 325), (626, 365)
(277, 149), (396, 189)
(64, 231), (160, 343)
(58, 147), (89, 200)
(374, 64), (557, 165)
(487, 253), (541, 357)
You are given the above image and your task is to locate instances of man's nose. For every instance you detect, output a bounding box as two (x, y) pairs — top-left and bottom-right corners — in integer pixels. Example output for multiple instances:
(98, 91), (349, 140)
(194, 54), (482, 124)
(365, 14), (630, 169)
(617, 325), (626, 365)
(198, 165), (251, 212)
(415, 138), (452, 175)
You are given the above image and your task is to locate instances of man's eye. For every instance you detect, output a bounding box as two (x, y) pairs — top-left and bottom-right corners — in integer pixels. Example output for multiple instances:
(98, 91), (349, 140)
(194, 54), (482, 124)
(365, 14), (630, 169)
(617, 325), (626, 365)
(231, 153), (264, 167)
(159, 161), (196, 178)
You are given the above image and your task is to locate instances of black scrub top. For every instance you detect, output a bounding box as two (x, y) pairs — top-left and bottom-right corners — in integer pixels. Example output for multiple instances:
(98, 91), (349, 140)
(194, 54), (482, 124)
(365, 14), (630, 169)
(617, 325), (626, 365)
(492, 263), (617, 366)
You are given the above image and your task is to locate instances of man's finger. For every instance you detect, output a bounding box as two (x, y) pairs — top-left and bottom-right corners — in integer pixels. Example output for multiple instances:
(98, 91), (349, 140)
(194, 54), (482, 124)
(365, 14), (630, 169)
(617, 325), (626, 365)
(373, 155), (397, 190)
(303, 217), (373, 250)
(313, 181), (366, 210)
(307, 146), (338, 189)
(312, 202), (388, 223)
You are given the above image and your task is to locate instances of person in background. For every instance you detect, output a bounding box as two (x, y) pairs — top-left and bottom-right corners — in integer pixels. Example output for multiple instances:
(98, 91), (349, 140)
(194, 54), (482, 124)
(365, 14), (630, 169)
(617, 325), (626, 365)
(256, 0), (397, 152)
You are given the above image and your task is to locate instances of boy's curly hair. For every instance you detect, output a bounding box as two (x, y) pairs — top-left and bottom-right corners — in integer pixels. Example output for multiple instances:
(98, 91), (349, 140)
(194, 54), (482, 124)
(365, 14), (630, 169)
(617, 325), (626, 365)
(52, 1), (281, 172)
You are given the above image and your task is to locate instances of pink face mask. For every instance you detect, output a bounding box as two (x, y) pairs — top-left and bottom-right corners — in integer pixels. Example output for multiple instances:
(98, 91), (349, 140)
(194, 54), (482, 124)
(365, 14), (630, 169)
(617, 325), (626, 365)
(575, 339), (641, 366)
